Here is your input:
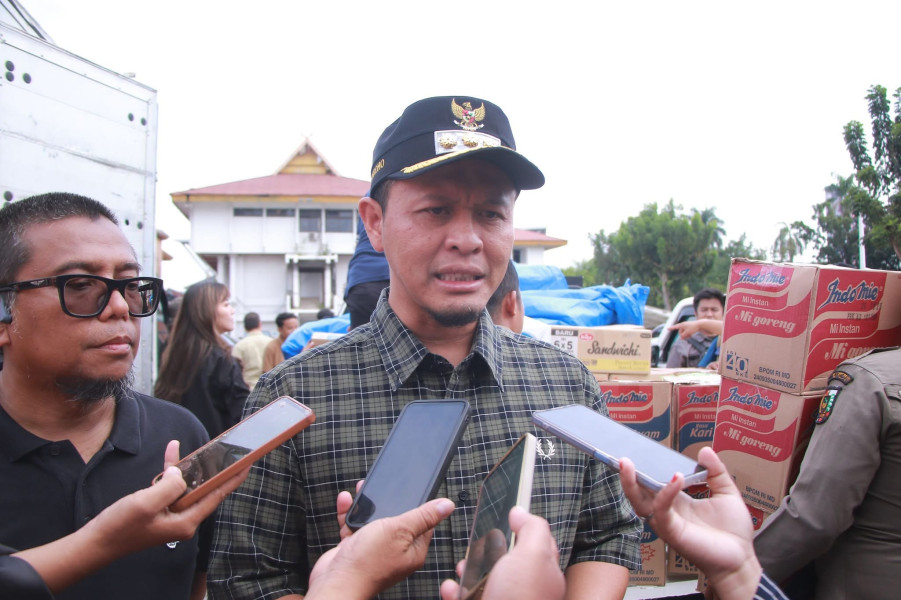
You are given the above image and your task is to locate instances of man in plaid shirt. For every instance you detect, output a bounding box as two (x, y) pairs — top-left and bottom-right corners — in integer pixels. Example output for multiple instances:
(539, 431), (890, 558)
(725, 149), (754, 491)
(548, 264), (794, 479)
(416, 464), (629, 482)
(208, 96), (642, 600)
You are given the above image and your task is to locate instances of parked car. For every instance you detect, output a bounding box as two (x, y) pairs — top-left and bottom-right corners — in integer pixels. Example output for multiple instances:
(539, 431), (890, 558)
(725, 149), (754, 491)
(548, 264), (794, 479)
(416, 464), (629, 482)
(650, 297), (695, 367)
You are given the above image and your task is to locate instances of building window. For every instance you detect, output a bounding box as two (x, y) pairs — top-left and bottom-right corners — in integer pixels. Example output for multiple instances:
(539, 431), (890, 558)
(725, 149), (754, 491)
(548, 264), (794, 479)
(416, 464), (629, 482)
(299, 209), (321, 232)
(325, 209), (354, 233)
(234, 207), (263, 217)
(267, 208), (295, 218)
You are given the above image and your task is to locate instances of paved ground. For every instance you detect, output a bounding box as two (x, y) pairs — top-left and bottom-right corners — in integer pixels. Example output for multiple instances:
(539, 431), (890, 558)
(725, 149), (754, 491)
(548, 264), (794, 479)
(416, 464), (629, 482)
(624, 578), (700, 599)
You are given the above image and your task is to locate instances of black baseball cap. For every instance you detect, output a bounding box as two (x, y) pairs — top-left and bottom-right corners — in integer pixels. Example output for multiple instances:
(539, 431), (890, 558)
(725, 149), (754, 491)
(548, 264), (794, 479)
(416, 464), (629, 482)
(369, 96), (545, 195)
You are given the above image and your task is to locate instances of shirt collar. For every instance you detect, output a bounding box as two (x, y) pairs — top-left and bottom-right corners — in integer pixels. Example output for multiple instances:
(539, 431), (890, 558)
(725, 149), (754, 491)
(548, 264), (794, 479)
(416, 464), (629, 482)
(369, 289), (505, 392)
(0, 390), (142, 462)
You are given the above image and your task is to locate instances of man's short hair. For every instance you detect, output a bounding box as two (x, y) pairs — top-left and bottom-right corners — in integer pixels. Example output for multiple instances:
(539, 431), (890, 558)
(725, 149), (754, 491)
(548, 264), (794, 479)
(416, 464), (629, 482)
(275, 312), (297, 328)
(693, 287), (726, 312)
(316, 308), (335, 320)
(0, 193), (120, 315)
(487, 260), (520, 319)
(244, 312), (261, 331)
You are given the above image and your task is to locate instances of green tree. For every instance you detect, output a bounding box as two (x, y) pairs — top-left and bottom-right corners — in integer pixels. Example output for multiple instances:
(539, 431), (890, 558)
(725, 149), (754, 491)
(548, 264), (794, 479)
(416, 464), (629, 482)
(704, 235), (766, 290)
(606, 200), (719, 311)
(771, 222), (806, 262)
(795, 174), (899, 269)
(842, 84), (901, 263)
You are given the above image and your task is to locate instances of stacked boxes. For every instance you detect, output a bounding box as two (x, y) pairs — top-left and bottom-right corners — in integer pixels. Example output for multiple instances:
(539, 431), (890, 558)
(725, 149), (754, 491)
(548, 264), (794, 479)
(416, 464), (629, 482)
(712, 378), (820, 511)
(720, 259), (901, 394)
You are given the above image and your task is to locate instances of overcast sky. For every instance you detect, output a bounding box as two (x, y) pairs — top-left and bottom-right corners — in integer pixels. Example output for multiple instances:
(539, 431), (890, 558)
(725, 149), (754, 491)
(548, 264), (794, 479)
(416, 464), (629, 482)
(21, 0), (901, 270)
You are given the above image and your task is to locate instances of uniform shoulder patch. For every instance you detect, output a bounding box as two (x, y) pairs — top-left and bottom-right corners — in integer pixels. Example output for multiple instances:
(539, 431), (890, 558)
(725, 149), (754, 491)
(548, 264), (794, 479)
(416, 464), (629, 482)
(828, 370), (854, 386)
(816, 386), (841, 424)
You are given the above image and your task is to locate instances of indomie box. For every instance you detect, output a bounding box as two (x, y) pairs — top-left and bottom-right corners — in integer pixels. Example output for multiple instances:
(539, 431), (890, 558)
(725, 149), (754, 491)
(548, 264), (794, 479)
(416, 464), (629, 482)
(673, 378), (720, 459)
(597, 380), (673, 446)
(711, 377), (820, 512)
(549, 325), (651, 375)
(720, 259), (901, 394)
(629, 521), (666, 587)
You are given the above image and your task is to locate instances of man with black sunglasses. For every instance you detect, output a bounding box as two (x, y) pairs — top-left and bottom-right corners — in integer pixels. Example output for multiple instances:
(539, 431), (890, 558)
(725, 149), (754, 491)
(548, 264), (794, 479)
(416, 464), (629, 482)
(0, 193), (217, 599)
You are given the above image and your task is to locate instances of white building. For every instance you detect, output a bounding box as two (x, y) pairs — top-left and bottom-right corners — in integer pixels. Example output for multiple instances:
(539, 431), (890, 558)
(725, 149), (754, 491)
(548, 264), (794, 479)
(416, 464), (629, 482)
(172, 141), (566, 332)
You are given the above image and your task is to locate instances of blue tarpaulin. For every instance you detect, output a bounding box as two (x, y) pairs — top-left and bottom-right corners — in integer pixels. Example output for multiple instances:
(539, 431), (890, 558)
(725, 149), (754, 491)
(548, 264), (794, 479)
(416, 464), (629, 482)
(279, 264), (649, 358)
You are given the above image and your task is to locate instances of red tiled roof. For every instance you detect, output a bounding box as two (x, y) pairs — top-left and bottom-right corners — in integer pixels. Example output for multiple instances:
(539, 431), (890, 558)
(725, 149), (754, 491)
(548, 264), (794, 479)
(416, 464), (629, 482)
(172, 173), (370, 199)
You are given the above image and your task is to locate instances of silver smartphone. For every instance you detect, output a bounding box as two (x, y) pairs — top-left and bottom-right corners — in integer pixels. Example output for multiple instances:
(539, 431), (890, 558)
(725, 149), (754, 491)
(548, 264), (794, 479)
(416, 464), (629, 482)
(532, 404), (706, 491)
(459, 433), (537, 600)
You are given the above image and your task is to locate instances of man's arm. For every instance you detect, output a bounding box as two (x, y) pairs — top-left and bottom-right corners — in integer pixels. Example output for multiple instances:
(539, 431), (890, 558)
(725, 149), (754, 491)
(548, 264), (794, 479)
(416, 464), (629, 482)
(754, 366), (884, 581)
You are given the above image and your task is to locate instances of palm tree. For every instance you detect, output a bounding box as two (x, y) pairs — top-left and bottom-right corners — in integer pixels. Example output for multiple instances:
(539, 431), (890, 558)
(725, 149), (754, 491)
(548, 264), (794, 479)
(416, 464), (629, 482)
(771, 223), (805, 262)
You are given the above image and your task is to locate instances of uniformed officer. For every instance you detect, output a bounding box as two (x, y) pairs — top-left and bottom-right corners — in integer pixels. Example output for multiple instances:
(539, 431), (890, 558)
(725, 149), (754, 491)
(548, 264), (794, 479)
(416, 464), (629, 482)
(753, 347), (901, 599)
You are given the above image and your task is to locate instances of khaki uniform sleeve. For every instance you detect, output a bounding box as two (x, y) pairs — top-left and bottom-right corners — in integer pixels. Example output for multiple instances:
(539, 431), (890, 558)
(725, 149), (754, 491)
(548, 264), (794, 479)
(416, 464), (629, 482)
(753, 363), (885, 582)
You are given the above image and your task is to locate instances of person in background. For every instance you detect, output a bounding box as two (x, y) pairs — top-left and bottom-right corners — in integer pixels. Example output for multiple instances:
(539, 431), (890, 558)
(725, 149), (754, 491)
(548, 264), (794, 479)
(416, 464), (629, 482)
(343, 214), (390, 330)
(0, 192), (214, 599)
(667, 287), (725, 368)
(230, 312), (272, 388)
(155, 280), (249, 438)
(316, 308), (335, 320)
(486, 259), (524, 334)
(262, 311), (298, 373)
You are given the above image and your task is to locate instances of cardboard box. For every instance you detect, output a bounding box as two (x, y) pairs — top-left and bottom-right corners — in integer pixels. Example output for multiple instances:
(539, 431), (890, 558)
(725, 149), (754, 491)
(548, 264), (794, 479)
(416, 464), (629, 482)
(608, 367), (708, 382)
(598, 380), (674, 446)
(720, 259), (901, 394)
(629, 521), (666, 587)
(673, 377), (720, 459)
(711, 377), (820, 511)
(549, 325), (652, 374)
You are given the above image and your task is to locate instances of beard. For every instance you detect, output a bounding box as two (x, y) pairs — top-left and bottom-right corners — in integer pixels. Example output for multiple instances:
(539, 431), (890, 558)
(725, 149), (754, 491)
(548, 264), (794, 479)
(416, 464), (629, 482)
(427, 305), (481, 328)
(57, 370), (133, 407)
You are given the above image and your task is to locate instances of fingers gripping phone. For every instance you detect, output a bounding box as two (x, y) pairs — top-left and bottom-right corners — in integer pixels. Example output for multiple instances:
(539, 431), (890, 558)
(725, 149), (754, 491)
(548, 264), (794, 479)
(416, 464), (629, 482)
(345, 399), (471, 531)
(532, 404), (707, 491)
(157, 396), (315, 511)
(459, 434), (537, 600)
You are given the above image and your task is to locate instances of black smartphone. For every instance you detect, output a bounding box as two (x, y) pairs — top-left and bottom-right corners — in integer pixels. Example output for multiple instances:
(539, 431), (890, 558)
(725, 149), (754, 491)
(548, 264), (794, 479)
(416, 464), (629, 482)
(156, 396), (315, 511)
(345, 399), (471, 530)
(532, 404), (707, 491)
(459, 434), (537, 600)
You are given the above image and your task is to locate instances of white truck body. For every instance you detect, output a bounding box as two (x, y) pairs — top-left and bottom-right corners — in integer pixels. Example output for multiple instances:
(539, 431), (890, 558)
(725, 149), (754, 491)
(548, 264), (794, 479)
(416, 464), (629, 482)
(0, 17), (160, 393)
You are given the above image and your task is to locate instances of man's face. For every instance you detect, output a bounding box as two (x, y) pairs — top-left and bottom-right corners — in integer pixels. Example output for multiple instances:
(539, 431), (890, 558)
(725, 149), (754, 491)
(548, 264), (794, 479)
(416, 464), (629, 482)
(0, 216), (141, 396)
(696, 298), (724, 320)
(363, 159), (517, 330)
(278, 317), (299, 341)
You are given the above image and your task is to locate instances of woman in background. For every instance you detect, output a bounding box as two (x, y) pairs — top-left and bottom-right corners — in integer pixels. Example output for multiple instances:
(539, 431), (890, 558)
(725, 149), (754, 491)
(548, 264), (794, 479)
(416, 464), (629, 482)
(155, 279), (249, 437)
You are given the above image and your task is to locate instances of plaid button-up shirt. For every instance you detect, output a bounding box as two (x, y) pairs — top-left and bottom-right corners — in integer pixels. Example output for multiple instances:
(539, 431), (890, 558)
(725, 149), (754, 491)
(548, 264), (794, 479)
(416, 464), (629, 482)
(208, 295), (642, 599)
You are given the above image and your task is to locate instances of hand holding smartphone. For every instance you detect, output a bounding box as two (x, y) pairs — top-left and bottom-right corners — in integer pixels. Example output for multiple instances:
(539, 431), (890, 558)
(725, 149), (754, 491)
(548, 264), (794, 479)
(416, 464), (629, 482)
(532, 404), (707, 491)
(157, 396), (315, 511)
(345, 399), (470, 531)
(459, 433), (537, 600)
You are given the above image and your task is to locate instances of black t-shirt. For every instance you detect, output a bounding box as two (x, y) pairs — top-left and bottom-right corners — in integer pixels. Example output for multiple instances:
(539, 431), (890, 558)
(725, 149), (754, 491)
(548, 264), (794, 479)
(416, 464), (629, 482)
(0, 390), (210, 600)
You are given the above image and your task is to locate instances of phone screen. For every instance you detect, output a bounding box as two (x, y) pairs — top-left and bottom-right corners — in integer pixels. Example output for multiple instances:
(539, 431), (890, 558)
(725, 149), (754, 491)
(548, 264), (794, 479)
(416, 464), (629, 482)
(533, 404), (706, 490)
(176, 397), (313, 491)
(459, 434), (536, 600)
(346, 399), (470, 529)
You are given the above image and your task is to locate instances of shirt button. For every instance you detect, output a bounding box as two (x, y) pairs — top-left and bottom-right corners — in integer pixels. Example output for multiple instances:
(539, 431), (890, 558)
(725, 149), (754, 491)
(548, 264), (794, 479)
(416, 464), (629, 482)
(458, 490), (470, 502)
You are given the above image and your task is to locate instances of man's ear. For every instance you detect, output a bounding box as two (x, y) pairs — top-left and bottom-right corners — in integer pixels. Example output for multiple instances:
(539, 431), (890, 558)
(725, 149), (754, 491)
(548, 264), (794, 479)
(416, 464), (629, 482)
(501, 290), (520, 320)
(358, 197), (385, 253)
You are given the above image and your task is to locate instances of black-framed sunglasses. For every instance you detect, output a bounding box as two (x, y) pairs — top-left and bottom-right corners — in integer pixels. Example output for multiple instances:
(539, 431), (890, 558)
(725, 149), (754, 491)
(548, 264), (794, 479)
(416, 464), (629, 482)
(0, 275), (164, 318)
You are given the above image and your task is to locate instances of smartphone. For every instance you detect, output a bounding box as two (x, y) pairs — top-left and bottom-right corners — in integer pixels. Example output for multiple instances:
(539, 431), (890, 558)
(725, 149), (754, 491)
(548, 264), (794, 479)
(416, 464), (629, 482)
(459, 434), (537, 600)
(158, 396), (315, 511)
(345, 399), (471, 531)
(532, 404), (707, 491)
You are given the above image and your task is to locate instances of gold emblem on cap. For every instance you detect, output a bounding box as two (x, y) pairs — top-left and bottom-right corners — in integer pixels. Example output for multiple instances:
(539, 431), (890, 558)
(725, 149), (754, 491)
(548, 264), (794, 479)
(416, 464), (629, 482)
(462, 133), (480, 148)
(451, 99), (485, 131)
(371, 158), (385, 178)
(438, 134), (457, 149)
